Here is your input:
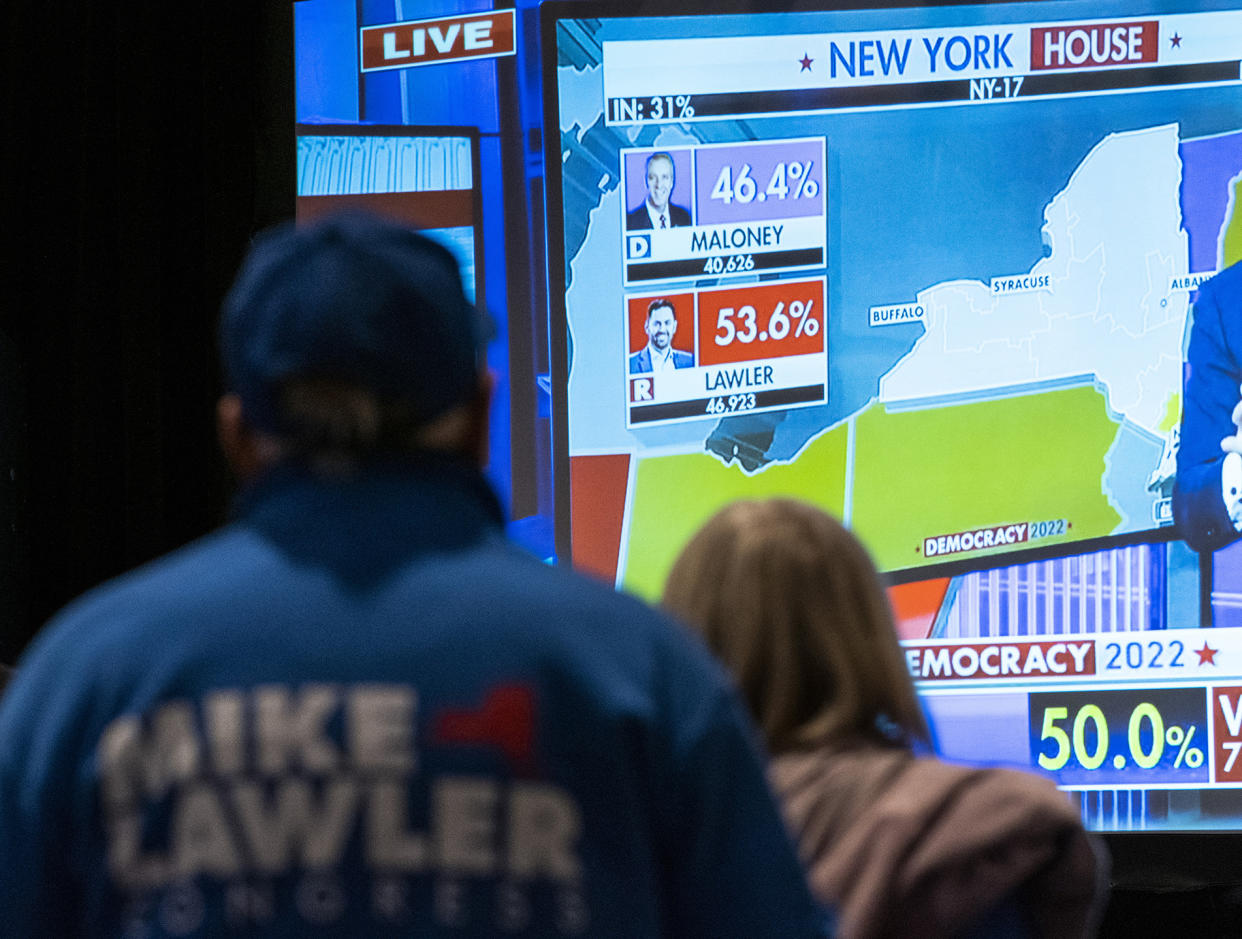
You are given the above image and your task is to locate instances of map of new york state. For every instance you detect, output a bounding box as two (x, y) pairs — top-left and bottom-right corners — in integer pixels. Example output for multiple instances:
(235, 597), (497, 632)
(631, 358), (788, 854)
(553, 50), (1242, 592)
(614, 122), (1242, 596)
(879, 124), (1186, 439)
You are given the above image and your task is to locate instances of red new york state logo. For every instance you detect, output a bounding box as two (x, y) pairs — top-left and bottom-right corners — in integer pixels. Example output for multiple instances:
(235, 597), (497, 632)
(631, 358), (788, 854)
(1030, 21), (1158, 70)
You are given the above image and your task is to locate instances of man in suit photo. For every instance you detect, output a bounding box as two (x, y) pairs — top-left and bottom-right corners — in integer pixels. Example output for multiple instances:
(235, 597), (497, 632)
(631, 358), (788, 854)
(1175, 261), (1242, 553)
(626, 152), (693, 230)
(629, 298), (694, 374)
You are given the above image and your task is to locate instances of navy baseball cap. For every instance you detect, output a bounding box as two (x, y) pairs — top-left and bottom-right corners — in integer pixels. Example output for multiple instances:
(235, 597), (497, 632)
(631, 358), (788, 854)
(220, 212), (490, 434)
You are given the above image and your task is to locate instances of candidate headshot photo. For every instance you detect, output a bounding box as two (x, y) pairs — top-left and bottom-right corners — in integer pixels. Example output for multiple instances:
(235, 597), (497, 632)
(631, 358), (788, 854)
(629, 297), (695, 374)
(625, 150), (693, 231)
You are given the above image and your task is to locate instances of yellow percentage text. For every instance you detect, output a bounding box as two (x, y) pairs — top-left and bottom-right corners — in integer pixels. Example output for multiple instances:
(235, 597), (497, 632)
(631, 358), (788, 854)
(1036, 701), (1203, 772)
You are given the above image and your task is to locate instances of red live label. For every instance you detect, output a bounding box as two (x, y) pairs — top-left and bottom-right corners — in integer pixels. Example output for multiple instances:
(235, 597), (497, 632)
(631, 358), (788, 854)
(1213, 686), (1242, 782)
(696, 279), (825, 367)
(1029, 21), (1158, 70)
(361, 10), (516, 72)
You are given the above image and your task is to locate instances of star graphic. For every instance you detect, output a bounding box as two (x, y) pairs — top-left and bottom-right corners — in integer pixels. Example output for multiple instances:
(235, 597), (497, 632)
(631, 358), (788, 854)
(1171, 33), (1182, 48)
(799, 52), (813, 72)
(1196, 643), (1218, 665)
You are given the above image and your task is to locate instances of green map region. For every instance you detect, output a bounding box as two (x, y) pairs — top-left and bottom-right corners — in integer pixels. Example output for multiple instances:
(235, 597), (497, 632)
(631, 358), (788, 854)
(1225, 176), (1242, 268)
(623, 384), (1123, 600)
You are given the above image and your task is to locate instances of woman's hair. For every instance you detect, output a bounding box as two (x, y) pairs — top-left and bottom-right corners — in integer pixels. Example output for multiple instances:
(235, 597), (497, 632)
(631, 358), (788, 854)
(662, 499), (929, 754)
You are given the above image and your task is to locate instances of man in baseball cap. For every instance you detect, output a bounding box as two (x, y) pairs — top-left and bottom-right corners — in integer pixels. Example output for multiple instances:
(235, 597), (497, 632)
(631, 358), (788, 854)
(0, 213), (832, 937)
(217, 212), (495, 473)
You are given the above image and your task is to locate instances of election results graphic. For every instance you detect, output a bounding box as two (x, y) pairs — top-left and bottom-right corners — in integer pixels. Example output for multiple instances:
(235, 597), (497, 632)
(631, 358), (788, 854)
(551, 0), (1242, 600)
(601, 11), (1240, 120)
(912, 627), (1242, 792)
(623, 279), (827, 427)
(545, 0), (1242, 839)
(620, 138), (826, 286)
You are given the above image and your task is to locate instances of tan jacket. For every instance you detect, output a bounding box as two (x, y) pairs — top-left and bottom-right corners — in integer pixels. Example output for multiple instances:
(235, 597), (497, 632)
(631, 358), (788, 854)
(770, 744), (1107, 938)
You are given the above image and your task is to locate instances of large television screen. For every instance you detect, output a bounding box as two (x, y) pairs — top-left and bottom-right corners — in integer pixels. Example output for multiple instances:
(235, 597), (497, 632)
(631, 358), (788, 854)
(541, 0), (1242, 837)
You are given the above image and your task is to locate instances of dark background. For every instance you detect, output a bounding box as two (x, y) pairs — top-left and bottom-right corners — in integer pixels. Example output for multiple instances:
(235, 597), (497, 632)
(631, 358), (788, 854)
(0, 5), (294, 660)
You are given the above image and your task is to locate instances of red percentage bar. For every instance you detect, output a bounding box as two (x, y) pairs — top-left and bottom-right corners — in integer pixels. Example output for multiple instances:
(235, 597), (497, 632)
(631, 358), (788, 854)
(696, 279), (825, 366)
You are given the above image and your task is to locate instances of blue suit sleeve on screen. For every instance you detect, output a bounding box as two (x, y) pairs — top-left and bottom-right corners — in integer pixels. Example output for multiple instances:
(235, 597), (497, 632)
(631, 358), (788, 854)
(629, 348), (652, 374)
(626, 205), (653, 230)
(629, 349), (693, 373)
(625, 203), (692, 230)
(1175, 263), (1242, 553)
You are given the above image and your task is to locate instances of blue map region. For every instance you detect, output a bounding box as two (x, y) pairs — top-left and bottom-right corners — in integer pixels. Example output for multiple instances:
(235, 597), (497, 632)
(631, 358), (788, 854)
(752, 96), (1242, 465)
(1180, 131), (1242, 274)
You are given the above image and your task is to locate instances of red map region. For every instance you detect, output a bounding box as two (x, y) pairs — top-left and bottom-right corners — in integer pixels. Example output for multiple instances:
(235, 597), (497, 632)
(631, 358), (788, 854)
(570, 454), (631, 584)
(889, 578), (952, 641)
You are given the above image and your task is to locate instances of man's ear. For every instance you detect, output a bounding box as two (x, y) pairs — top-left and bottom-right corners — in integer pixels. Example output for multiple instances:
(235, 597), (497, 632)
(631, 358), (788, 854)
(217, 394), (282, 482)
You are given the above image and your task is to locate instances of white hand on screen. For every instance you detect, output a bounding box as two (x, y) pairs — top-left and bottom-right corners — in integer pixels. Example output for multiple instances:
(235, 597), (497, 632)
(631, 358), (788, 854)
(1222, 384), (1242, 457)
(1221, 383), (1242, 530)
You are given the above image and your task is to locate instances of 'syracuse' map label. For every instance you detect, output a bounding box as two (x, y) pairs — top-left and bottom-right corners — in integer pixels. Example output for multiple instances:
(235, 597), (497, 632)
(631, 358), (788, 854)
(990, 273), (1052, 294)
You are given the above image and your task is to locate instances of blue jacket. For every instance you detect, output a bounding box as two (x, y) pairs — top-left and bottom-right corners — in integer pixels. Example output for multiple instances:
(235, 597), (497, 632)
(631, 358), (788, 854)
(625, 202), (692, 230)
(628, 347), (694, 374)
(0, 457), (830, 938)
(1175, 262), (1242, 552)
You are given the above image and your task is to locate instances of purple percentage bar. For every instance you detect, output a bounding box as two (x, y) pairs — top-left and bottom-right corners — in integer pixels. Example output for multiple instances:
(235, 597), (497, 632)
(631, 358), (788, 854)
(693, 139), (824, 226)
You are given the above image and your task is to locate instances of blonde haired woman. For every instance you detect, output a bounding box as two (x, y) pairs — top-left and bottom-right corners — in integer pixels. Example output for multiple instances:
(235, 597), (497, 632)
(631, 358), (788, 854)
(663, 499), (1106, 939)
